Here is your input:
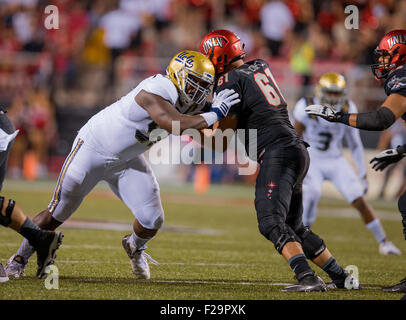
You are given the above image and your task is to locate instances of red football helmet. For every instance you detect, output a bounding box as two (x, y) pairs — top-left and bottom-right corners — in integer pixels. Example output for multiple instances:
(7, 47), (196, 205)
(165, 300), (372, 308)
(371, 29), (406, 79)
(199, 29), (246, 75)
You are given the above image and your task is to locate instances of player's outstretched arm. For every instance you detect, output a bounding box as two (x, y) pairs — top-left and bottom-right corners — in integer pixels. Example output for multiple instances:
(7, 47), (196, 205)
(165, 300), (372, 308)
(136, 89), (240, 134)
(370, 144), (406, 171)
(305, 93), (406, 131)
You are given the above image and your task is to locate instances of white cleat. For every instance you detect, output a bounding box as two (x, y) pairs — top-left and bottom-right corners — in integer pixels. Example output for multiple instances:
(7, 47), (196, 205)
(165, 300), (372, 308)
(4, 255), (27, 279)
(379, 241), (402, 256)
(0, 263), (9, 283)
(122, 234), (158, 279)
(326, 271), (361, 290)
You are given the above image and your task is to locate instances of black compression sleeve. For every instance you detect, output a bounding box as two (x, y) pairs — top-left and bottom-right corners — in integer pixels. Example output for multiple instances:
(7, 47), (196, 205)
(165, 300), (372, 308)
(355, 106), (396, 131)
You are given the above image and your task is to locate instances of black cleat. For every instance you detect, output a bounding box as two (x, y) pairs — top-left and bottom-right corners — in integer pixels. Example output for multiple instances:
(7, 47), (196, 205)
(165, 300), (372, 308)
(282, 271), (327, 292)
(325, 271), (361, 290)
(35, 231), (64, 279)
(382, 277), (406, 293)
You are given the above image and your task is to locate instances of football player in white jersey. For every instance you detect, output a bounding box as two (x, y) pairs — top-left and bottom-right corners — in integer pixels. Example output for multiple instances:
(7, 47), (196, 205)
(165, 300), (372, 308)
(293, 72), (401, 256)
(5, 50), (240, 280)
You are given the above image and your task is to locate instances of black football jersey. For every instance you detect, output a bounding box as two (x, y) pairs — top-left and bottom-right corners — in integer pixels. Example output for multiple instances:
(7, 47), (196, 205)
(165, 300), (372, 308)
(384, 64), (406, 121)
(214, 59), (302, 158)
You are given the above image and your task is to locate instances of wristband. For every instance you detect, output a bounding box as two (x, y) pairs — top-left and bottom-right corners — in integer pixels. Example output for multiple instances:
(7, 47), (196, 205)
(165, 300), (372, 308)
(200, 112), (219, 127)
(336, 112), (350, 125)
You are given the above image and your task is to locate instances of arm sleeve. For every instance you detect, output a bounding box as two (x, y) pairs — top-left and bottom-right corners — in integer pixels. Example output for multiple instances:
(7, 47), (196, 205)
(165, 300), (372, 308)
(345, 102), (366, 177)
(355, 106), (396, 131)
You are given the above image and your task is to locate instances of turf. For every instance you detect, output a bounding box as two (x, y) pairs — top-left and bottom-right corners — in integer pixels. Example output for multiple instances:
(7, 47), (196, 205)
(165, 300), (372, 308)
(0, 181), (405, 300)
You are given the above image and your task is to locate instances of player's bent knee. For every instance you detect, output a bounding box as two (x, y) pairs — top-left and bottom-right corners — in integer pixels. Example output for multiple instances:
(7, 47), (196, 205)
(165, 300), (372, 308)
(152, 214), (164, 230)
(265, 223), (300, 254)
(0, 196), (15, 227)
(295, 226), (326, 259)
(136, 210), (164, 231)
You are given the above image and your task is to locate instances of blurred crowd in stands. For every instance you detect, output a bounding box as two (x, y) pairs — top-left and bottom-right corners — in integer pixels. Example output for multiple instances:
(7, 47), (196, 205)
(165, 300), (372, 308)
(0, 0), (405, 195)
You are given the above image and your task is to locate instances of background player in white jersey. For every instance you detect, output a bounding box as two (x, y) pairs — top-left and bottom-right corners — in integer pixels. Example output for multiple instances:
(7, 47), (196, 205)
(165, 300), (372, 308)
(293, 72), (400, 256)
(5, 50), (240, 280)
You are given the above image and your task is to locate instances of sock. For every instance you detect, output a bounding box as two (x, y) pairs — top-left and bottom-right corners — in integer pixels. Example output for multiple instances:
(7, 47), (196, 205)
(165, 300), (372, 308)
(129, 233), (151, 251)
(18, 218), (43, 247)
(366, 219), (386, 243)
(16, 238), (35, 264)
(288, 254), (313, 279)
(322, 256), (346, 281)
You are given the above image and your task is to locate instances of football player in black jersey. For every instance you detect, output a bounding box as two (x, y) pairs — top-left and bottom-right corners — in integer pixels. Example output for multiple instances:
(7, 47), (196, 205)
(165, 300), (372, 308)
(0, 110), (63, 281)
(306, 29), (406, 294)
(199, 29), (359, 292)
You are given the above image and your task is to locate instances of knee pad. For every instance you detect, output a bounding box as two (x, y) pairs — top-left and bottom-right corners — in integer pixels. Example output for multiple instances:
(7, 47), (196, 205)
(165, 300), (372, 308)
(295, 226), (326, 259)
(268, 224), (300, 254)
(0, 197), (15, 227)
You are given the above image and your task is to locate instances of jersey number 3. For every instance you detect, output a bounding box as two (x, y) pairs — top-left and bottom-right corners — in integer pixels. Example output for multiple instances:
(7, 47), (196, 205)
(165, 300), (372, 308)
(254, 67), (283, 107)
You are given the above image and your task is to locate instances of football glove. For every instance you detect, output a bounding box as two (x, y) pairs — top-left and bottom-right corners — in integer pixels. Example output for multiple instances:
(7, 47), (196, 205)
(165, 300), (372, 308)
(210, 89), (240, 120)
(369, 145), (406, 171)
(304, 104), (347, 123)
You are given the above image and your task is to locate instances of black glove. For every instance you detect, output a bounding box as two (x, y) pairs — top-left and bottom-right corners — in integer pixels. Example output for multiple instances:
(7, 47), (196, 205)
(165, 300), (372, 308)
(369, 145), (406, 171)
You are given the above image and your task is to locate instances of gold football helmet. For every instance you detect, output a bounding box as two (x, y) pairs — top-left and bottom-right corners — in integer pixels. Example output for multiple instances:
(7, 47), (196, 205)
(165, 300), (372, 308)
(167, 50), (215, 110)
(316, 72), (346, 111)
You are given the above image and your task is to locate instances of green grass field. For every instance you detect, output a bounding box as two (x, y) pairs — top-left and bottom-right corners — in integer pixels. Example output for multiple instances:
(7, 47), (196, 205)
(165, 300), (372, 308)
(0, 180), (405, 300)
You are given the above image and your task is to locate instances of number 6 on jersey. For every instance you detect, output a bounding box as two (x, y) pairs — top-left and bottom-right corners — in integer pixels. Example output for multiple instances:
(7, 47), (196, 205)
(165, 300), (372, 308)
(254, 67), (284, 107)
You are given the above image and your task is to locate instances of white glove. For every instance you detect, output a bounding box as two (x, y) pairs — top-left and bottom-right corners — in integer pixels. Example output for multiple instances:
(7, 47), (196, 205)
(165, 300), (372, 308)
(210, 89), (240, 120)
(305, 104), (338, 122)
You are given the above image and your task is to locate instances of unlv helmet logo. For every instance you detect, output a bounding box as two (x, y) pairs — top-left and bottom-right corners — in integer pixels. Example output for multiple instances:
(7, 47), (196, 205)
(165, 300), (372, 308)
(201, 36), (228, 55)
(387, 34), (406, 50)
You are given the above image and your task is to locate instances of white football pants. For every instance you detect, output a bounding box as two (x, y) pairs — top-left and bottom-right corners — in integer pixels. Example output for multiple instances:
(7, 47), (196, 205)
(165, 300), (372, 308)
(48, 133), (164, 230)
(302, 155), (364, 227)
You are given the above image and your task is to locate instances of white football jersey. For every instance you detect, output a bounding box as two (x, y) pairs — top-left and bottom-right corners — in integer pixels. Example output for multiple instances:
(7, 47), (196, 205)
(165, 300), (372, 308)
(80, 74), (178, 160)
(293, 97), (366, 177)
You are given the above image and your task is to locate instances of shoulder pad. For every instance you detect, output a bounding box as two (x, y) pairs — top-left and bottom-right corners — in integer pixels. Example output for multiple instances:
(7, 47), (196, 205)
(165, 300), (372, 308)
(341, 100), (349, 113)
(385, 65), (406, 95)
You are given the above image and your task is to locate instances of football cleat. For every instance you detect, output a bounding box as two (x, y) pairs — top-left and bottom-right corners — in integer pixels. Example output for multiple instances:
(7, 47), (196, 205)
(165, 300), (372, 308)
(282, 271), (327, 292)
(5, 254), (27, 279)
(0, 263), (9, 283)
(35, 231), (64, 279)
(382, 277), (406, 293)
(122, 234), (158, 279)
(326, 271), (361, 290)
(379, 241), (401, 255)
